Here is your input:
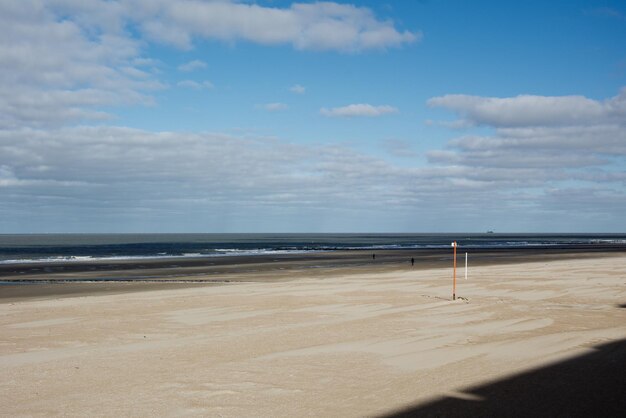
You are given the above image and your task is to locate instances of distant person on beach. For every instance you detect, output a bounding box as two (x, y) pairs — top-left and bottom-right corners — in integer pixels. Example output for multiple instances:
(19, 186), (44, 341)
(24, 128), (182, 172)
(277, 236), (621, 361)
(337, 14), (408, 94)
(411, 257), (415, 266)
(372, 253), (375, 260)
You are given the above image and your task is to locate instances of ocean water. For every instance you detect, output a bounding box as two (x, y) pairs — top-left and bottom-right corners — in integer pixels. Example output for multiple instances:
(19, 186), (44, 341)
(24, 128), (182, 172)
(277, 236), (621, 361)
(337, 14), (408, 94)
(0, 233), (625, 264)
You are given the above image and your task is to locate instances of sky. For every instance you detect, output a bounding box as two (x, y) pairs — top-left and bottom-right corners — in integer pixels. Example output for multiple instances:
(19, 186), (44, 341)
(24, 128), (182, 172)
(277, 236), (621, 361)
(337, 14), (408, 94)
(1, 0), (625, 233)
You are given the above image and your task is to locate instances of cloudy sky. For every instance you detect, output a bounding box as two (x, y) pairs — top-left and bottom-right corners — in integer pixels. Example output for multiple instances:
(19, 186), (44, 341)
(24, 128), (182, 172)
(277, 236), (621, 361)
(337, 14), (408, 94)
(1, 0), (625, 233)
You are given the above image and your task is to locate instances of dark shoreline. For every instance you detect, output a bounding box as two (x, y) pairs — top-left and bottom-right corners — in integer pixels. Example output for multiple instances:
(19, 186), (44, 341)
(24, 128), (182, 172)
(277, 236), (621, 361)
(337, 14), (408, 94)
(1, 246), (625, 301)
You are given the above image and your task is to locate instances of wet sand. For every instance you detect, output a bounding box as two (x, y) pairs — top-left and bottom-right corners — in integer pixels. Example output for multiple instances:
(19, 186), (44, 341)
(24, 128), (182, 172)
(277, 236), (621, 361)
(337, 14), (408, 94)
(1, 251), (625, 417)
(2, 246), (625, 300)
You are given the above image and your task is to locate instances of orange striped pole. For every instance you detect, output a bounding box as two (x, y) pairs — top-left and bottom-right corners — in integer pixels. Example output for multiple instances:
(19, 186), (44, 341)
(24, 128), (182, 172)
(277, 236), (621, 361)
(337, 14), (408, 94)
(452, 241), (457, 300)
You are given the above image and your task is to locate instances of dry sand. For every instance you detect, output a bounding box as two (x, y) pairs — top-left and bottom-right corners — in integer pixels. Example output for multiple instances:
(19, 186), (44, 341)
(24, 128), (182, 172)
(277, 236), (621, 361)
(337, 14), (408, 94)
(1, 255), (625, 417)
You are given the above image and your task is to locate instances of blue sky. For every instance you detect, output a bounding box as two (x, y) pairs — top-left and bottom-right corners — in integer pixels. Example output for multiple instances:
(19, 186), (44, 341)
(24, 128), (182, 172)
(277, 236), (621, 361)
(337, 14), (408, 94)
(1, 0), (625, 233)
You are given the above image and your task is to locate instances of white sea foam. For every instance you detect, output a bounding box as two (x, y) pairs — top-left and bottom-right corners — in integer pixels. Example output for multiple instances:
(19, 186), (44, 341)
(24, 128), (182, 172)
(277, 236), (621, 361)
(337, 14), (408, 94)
(213, 249), (315, 256)
(1, 234), (624, 265)
(0, 255), (165, 264)
(0, 249), (318, 264)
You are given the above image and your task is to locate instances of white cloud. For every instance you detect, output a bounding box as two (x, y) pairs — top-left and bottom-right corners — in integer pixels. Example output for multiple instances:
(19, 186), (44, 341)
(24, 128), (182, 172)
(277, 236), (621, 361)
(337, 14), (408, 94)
(381, 138), (418, 158)
(320, 104), (398, 117)
(1, 2), (624, 231)
(0, 125), (484, 216)
(177, 60), (208, 72)
(290, 84), (306, 94)
(0, 0), (162, 128)
(0, 126), (413, 213)
(258, 102), (288, 112)
(0, 1), (417, 129)
(127, 0), (419, 52)
(44, 0), (420, 52)
(422, 89), (626, 225)
(1, 123), (625, 231)
(177, 80), (214, 90)
(423, 89), (626, 195)
(428, 89), (626, 127)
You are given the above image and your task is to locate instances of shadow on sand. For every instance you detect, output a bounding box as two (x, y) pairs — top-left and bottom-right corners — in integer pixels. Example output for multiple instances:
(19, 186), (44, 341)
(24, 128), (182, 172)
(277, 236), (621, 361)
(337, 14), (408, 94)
(379, 338), (626, 418)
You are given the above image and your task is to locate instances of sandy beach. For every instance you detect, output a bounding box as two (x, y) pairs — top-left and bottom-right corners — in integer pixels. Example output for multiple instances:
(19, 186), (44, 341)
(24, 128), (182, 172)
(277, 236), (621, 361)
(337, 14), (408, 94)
(1, 253), (625, 417)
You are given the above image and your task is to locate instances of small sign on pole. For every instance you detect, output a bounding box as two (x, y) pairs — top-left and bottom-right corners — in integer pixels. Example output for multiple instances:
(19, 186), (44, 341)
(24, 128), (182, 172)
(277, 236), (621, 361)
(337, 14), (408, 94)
(451, 241), (457, 300)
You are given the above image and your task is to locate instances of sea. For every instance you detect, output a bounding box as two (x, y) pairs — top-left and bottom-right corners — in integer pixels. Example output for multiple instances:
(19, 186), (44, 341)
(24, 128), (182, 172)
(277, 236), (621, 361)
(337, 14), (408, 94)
(1, 233), (626, 264)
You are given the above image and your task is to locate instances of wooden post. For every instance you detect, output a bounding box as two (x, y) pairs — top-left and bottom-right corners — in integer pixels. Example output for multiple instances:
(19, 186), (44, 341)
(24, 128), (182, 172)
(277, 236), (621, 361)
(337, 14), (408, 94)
(452, 241), (457, 300)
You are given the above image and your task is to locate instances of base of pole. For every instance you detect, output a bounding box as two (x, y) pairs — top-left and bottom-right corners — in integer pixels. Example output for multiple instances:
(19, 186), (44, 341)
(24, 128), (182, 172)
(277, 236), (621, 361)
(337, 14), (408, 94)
(453, 294), (456, 301)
